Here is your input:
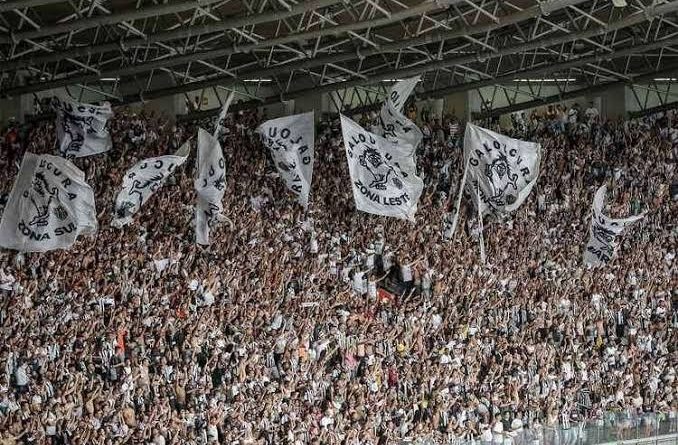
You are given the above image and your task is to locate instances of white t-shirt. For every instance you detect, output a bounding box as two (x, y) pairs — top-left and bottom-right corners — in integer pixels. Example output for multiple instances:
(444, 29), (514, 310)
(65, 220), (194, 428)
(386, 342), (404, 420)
(383, 252), (393, 271)
(568, 108), (578, 124)
(368, 280), (377, 299)
(353, 272), (365, 295)
(401, 264), (413, 282)
(585, 107), (599, 121)
(15, 365), (28, 386)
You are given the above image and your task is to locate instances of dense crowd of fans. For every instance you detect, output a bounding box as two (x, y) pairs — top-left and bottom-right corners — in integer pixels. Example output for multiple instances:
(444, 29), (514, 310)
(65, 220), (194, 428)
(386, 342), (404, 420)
(0, 101), (676, 445)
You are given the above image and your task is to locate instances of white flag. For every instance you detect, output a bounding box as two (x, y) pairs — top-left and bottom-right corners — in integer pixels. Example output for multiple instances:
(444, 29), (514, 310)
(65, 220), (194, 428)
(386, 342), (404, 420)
(387, 76), (419, 112)
(195, 128), (227, 245)
(112, 141), (190, 228)
(377, 100), (423, 157)
(463, 123), (541, 217)
(341, 114), (423, 221)
(584, 185), (646, 267)
(0, 153), (97, 252)
(375, 77), (422, 157)
(52, 97), (113, 158)
(213, 92), (235, 138)
(256, 112), (315, 207)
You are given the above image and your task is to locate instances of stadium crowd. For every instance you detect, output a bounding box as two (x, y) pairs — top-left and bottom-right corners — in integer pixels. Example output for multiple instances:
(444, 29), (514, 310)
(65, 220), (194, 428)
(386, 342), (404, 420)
(0, 101), (676, 445)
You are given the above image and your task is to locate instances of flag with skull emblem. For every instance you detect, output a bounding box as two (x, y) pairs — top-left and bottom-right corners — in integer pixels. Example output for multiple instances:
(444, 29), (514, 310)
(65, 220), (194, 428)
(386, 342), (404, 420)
(112, 141), (190, 228)
(256, 112), (315, 208)
(195, 128), (227, 245)
(583, 185), (646, 267)
(463, 123), (541, 217)
(341, 114), (423, 221)
(0, 153), (97, 252)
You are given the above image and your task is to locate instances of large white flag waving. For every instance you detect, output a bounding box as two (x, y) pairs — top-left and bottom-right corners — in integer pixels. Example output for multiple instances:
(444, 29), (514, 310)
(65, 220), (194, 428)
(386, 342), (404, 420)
(256, 112), (314, 207)
(584, 185), (646, 267)
(375, 77), (422, 157)
(0, 153), (97, 252)
(341, 114), (423, 221)
(52, 97), (113, 158)
(195, 128), (227, 245)
(213, 92), (235, 138)
(112, 142), (190, 228)
(387, 77), (419, 112)
(463, 123), (541, 217)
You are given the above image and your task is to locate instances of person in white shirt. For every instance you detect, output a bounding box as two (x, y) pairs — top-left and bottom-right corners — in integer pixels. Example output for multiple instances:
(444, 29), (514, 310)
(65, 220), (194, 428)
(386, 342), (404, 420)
(584, 102), (599, 123)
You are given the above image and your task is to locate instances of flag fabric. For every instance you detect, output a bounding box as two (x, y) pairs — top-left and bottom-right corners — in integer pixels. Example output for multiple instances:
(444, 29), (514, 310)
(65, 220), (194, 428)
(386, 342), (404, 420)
(341, 114), (423, 221)
(0, 153), (97, 252)
(463, 123), (541, 217)
(375, 77), (422, 157)
(52, 97), (113, 158)
(386, 76), (419, 112)
(378, 101), (423, 157)
(112, 141), (190, 228)
(583, 185), (646, 266)
(256, 112), (315, 208)
(195, 128), (227, 245)
(213, 92), (235, 138)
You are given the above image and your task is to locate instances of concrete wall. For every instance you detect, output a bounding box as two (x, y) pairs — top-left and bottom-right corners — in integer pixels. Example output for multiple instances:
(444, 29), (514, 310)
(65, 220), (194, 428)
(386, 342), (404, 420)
(443, 91), (469, 120)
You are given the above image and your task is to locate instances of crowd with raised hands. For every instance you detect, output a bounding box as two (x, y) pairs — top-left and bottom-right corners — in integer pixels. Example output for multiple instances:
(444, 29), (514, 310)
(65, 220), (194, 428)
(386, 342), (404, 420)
(0, 101), (676, 445)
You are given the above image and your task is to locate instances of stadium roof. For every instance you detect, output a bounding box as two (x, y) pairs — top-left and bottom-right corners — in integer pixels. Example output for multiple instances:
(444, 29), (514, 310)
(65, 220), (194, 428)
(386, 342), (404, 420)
(1, 0), (677, 116)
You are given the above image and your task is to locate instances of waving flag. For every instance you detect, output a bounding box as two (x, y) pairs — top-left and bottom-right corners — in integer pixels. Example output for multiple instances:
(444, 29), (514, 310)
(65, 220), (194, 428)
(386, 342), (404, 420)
(195, 128), (227, 245)
(0, 153), (97, 252)
(256, 112), (315, 207)
(341, 114), (422, 221)
(213, 92), (235, 138)
(112, 142), (190, 228)
(52, 97), (113, 158)
(375, 77), (422, 157)
(584, 185), (646, 266)
(463, 123), (541, 217)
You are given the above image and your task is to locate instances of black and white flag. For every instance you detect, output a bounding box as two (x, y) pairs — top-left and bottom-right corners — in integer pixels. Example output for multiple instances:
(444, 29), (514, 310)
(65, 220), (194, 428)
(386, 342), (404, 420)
(52, 97), (113, 158)
(0, 153), (97, 252)
(213, 92), (235, 138)
(195, 128), (226, 245)
(584, 185), (646, 267)
(256, 112), (315, 208)
(386, 77), (419, 112)
(112, 141), (190, 228)
(374, 77), (422, 157)
(341, 114), (423, 221)
(463, 123), (541, 217)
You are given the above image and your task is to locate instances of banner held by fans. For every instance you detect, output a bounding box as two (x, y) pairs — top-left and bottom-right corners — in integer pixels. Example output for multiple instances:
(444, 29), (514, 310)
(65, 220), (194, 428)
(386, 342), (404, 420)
(387, 76), (419, 112)
(52, 97), (113, 158)
(341, 114), (423, 221)
(374, 77), (422, 157)
(584, 185), (646, 267)
(195, 128), (227, 245)
(378, 100), (423, 157)
(464, 123), (541, 217)
(112, 141), (190, 228)
(0, 153), (97, 252)
(256, 112), (315, 208)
